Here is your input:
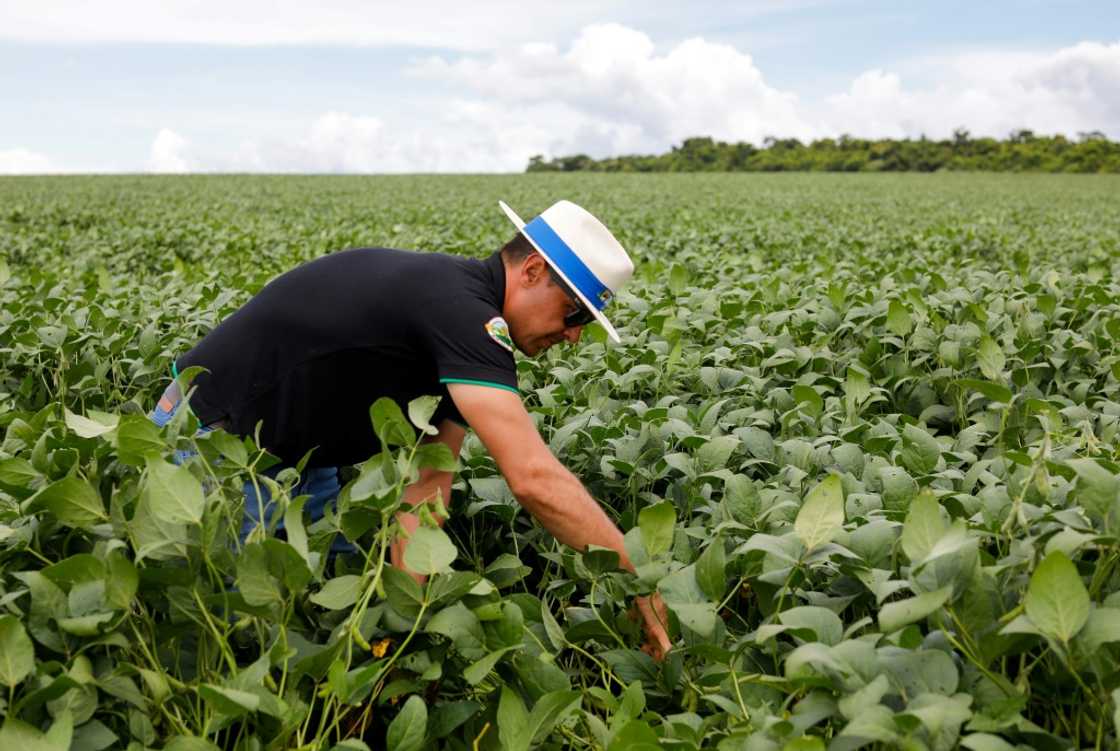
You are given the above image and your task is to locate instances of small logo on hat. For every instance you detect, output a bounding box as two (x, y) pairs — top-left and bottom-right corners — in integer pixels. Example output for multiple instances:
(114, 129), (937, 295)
(485, 316), (514, 353)
(598, 290), (613, 306)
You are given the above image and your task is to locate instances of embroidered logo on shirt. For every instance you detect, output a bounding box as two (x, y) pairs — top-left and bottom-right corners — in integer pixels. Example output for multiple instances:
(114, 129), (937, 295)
(485, 316), (514, 353)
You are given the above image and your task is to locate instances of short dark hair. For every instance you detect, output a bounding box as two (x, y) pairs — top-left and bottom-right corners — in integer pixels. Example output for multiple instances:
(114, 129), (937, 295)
(500, 233), (568, 293)
(500, 232), (536, 264)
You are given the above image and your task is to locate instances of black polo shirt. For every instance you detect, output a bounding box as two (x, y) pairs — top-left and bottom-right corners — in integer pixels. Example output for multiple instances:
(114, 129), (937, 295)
(176, 248), (517, 467)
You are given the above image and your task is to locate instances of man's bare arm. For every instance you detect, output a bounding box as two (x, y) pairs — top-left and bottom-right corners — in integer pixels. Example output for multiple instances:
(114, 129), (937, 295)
(447, 383), (671, 658)
(447, 383), (634, 568)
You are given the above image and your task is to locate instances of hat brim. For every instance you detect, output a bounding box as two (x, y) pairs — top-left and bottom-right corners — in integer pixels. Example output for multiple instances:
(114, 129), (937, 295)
(498, 200), (622, 343)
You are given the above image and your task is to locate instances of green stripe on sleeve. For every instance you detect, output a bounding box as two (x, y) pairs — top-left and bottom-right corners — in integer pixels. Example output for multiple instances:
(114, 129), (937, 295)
(440, 377), (519, 395)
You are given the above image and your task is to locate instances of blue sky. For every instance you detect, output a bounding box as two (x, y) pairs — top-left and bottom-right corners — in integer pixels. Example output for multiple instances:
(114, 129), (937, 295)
(1, 1), (1117, 173)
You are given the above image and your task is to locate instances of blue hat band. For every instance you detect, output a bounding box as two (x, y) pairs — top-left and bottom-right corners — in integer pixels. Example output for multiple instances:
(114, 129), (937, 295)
(524, 216), (612, 311)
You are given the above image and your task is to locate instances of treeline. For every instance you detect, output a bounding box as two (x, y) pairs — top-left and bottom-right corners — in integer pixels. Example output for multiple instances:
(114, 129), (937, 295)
(526, 130), (1120, 173)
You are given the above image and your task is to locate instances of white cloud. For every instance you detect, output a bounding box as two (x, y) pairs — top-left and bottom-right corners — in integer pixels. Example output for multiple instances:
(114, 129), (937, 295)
(415, 29), (1120, 158)
(145, 21), (816, 174)
(0, 148), (60, 174)
(412, 23), (813, 157)
(146, 129), (194, 172)
(823, 41), (1120, 140)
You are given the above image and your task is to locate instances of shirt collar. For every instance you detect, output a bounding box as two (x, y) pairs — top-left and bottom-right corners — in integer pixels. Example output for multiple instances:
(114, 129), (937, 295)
(483, 251), (506, 312)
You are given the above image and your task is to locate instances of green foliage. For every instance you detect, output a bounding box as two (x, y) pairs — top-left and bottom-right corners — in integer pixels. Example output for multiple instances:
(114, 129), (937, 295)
(0, 173), (1118, 749)
(527, 131), (1120, 173)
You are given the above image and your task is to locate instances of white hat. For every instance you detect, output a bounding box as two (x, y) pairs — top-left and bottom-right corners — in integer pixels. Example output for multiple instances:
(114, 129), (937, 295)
(498, 199), (634, 343)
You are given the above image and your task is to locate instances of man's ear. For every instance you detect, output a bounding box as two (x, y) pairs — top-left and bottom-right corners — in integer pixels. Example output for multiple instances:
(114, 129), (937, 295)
(521, 252), (547, 286)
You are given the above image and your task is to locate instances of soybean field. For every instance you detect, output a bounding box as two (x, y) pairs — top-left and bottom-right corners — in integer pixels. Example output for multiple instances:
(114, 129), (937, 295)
(1, 173), (1119, 751)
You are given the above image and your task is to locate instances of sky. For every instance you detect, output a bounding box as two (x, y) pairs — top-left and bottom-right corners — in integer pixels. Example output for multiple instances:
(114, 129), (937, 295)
(1, 1), (1117, 173)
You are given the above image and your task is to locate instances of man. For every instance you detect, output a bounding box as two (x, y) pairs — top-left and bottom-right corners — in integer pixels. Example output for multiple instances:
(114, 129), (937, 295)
(154, 199), (671, 659)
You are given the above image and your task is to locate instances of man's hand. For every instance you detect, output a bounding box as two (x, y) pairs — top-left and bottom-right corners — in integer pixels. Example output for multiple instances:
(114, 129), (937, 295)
(633, 592), (672, 660)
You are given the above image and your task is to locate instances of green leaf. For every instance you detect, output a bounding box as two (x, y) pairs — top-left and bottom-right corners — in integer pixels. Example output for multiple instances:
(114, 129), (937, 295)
(960, 733), (1018, 751)
(163, 736), (222, 751)
(581, 545), (620, 576)
(0, 457), (40, 496)
(330, 742), (370, 751)
(143, 456), (205, 525)
(310, 575), (363, 610)
(609, 719), (660, 751)
(638, 501), (675, 558)
(236, 543), (284, 609)
(1074, 607), (1120, 652)
(845, 366), (872, 414)
(0, 615), (35, 688)
(658, 564), (717, 637)
(879, 465), (917, 511)
(778, 606), (843, 646)
(1113, 689), (1120, 745)
(427, 602), (486, 661)
(370, 398), (416, 449)
(1066, 458), (1119, 520)
(512, 654), (570, 699)
(792, 385), (824, 418)
(414, 442), (457, 472)
(113, 415), (165, 466)
(429, 700), (482, 739)
(498, 686), (531, 751)
(695, 536), (726, 602)
(384, 566), (424, 617)
(64, 409), (118, 438)
(407, 395), (441, 436)
(284, 496), (310, 563)
(540, 602), (566, 651)
(901, 490), (946, 563)
(723, 473), (761, 524)
(794, 474), (844, 551)
(886, 299), (912, 337)
(527, 690), (582, 744)
(879, 586), (952, 632)
(668, 263), (689, 294)
(956, 378), (1013, 404)
(205, 430), (248, 466)
(70, 718), (118, 751)
(129, 490), (189, 563)
(838, 674), (890, 720)
(783, 737), (826, 751)
(900, 423), (941, 475)
(403, 526), (457, 575)
(697, 435), (739, 471)
(0, 718), (58, 751)
(386, 695), (427, 751)
(426, 571), (480, 607)
(198, 684), (260, 717)
(463, 647), (517, 685)
(105, 552), (139, 610)
(26, 473), (107, 529)
(385, 698), (423, 751)
(977, 336), (1005, 380)
(37, 324), (68, 348)
(1025, 550), (1090, 643)
(58, 612), (114, 636)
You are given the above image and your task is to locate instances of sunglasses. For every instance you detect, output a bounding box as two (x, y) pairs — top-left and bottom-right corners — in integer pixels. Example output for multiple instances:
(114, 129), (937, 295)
(547, 267), (597, 328)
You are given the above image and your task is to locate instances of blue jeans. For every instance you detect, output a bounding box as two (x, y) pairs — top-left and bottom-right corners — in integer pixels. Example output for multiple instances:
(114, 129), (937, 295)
(149, 392), (355, 553)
